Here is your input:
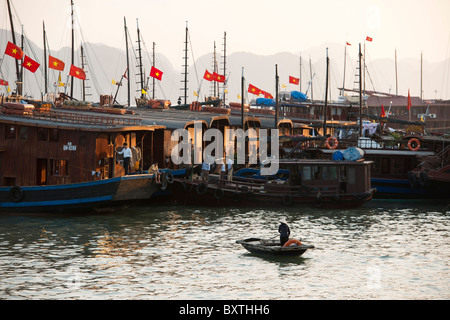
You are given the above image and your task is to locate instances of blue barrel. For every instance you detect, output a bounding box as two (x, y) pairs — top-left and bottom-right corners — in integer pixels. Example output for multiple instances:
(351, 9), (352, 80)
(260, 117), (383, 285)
(332, 150), (344, 161)
(343, 147), (364, 161)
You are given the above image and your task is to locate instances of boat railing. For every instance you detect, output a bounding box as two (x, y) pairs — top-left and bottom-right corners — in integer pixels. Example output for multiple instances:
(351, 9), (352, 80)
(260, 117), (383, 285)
(214, 177), (339, 196)
(3, 108), (142, 126)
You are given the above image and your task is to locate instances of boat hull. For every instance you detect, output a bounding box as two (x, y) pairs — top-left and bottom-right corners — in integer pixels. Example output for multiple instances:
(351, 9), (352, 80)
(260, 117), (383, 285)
(0, 174), (157, 214)
(170, 179), (374, 209)
(236, 238), (314, 256)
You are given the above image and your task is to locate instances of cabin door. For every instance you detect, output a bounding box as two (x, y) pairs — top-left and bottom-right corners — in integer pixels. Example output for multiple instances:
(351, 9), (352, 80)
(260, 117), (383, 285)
(36, 158), (47, 185)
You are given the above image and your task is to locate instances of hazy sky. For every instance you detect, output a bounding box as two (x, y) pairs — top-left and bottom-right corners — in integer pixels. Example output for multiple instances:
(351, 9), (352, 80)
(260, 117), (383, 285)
(3, 0), (450, 66)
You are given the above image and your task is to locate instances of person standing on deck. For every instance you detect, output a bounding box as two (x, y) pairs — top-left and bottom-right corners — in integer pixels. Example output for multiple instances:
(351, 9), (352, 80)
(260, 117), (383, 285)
(278, 218), (291, 246)
(116, 143), (132, 175)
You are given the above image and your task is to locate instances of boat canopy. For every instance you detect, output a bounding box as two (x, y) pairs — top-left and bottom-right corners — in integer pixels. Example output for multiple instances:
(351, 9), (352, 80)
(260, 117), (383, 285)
(256, 98), (275, 106)
(290, 91), (308, 102)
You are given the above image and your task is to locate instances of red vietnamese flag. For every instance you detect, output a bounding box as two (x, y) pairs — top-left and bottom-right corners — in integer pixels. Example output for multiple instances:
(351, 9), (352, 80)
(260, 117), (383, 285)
(203, 70), (213, 81)
(213, 72), (225, 83)
(407, 89), (412, 110)
(346, 42), (351, 46)
(380, 104), (386, 117)
(150, 66), (163, 81)
(49, 55), (65, 71)
(4, 41), (23, 60)
(0, 79), (8, 86)
(69, 64), (86, 80)
(289, 76), (299, 85)
(248, 84), (260, 95)
(366, 36), (373, 42)
(23, 55), (40, 73)
(263, 91), (273, 99)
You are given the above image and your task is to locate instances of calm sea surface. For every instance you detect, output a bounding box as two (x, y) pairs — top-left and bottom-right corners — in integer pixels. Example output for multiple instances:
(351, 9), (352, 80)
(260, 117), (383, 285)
(0, 200), (448, 300)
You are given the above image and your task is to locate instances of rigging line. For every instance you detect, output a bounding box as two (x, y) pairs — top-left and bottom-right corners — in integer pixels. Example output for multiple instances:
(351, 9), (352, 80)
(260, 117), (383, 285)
(188, 33), (200, 89)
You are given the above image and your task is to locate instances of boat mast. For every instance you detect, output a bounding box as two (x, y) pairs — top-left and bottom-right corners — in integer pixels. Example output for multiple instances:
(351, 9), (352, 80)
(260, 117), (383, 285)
(342, 44), (347, 96)
(359, 43), (363, 137)
(222, 31), (227, 105)
(395, 48), (398, 95)
(6, 0), (21, 96)
(420, 52), (423, 100)
(80, 45), (86, 101)
(241, 67), (245, 129)
(69, 0), (75, 99)
(309, 57), (314, 100)
(152, 42), (156, 99)
(213, 41), (217, 97)
(136, 19), (144, 99)
(181, 21), (189, 105)
(124, 17), (130, 107)
(323, 48), (329, 136)
(43, 21), (48, 97)
(275, 64), (279, 129)
(299, 54), (302, 92)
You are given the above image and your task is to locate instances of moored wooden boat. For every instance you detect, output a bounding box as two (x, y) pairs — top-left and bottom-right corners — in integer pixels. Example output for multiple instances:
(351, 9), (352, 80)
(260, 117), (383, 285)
(170, 159), (375, 208)
(0, 174), (157, 214)
(236, 238), (314, 256)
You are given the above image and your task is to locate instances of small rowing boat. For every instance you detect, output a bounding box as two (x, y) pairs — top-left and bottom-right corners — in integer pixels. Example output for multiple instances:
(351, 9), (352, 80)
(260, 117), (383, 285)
(236, 238), (314, 256)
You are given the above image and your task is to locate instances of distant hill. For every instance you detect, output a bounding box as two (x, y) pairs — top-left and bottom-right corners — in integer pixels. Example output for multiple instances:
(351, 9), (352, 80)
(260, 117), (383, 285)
(1, 29), (449, 105)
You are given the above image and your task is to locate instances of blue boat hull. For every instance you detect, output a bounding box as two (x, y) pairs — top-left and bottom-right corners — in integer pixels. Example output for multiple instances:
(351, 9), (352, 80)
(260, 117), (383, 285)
(0, 174), (157, 214)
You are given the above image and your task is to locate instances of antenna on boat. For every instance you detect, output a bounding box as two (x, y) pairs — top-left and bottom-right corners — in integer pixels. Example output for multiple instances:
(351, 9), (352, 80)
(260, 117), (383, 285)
(222, 31), (227, 105)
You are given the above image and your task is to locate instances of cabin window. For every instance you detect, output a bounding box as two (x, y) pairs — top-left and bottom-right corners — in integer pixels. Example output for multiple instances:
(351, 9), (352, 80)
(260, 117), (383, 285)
(302, 166), (312, 181)
(6, 125), (16, 139)
(347, 167), (356, 184)
(50, 159), (68, 176)
(18, 127), (28, 140)
(37, 128), (49, 141)
(321, 166), (337, 180)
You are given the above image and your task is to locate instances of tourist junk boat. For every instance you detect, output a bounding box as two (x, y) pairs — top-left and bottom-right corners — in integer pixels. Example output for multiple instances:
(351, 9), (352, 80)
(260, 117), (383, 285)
(236, 238), (314, 257)
(0, 103), (167, 213)
(170, 158), (375, 208)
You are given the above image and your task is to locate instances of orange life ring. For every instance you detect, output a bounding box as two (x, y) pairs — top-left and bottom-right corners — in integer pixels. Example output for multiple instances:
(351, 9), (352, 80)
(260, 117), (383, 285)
(326, 137), (338, 150)
(283, 239), (302, 247)
(407, 138), (421, 151)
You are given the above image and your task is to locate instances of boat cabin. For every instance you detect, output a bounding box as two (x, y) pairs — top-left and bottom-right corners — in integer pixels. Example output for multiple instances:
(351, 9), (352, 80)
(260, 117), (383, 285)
(0, 108), (165, 187)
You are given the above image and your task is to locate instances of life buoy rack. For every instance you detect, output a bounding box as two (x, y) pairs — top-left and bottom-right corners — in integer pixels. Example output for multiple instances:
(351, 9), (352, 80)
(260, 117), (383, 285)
(196, 182), (208, 195)
(165, 171), (174, 184)
(10, 186), (24, 202)
(283, 239), (302, 247)
(326, 137), (338, 150)
(407, 138), (421, 151)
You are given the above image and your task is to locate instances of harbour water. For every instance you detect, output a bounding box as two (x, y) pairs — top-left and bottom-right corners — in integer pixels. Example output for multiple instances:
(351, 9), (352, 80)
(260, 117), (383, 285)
(0, 200), (448, 300)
